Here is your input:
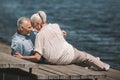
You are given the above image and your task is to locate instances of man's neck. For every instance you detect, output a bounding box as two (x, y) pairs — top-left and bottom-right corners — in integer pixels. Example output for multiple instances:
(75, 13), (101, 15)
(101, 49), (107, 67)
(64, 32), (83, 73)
(17, 30), (28, 36)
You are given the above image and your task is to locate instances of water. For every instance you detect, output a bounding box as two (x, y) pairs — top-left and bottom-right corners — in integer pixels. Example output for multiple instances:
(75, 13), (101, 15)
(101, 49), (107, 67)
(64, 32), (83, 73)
(0, 0), (120, 69)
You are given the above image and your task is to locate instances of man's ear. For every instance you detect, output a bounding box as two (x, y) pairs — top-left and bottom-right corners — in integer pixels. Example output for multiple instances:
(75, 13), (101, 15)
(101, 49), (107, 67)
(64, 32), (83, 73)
(18, 26), (23, 31)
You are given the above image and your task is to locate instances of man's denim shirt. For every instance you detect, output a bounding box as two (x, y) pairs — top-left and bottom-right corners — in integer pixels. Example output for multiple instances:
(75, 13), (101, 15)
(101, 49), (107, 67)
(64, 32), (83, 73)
(11, 31), (36, 56)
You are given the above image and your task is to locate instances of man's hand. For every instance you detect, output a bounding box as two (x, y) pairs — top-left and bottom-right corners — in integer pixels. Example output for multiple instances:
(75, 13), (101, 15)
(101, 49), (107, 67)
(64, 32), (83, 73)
(13, 52), (23, 59)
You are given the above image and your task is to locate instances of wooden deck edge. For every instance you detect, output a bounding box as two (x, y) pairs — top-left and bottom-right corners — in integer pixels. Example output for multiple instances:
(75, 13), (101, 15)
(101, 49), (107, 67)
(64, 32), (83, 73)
(0, 52), (38, 68)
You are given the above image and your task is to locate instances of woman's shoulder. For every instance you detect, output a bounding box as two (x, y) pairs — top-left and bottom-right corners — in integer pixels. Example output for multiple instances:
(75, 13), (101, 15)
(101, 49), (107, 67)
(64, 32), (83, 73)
(50, 23), (59, 26)
(48, 23), (60, 29)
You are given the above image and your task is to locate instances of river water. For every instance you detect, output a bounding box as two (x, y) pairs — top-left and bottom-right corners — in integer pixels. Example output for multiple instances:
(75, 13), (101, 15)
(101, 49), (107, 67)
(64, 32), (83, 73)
(0, 0), (120, 69)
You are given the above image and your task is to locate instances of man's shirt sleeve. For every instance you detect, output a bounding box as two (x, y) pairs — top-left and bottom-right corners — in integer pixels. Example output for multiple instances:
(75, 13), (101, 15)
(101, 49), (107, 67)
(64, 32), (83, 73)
(11, 41), (23, 55)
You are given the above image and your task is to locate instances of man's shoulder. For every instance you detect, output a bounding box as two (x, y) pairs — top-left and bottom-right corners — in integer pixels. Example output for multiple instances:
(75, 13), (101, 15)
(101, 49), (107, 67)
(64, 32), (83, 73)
(12, 33), (23, 43)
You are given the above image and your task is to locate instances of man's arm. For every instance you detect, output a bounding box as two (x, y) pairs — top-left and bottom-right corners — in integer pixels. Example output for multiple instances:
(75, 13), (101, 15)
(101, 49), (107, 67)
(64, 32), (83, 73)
(11, 41), (23, 55)
(14, 52), (41, 62)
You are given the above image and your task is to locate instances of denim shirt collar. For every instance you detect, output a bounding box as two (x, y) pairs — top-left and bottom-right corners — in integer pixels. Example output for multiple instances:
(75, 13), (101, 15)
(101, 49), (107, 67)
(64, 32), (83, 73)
(16, 30), (30, 40)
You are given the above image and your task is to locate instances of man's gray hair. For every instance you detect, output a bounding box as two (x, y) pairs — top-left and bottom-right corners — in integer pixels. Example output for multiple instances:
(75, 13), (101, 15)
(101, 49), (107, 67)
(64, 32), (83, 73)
(31, 11), (47, 24)
(17, 17), (30, 27)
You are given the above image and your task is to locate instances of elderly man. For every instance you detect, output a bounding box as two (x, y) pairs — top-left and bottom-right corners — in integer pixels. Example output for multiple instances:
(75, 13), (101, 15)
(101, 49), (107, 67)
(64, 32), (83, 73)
(11, 17), (40, 62)
(16, 11), (110, 71)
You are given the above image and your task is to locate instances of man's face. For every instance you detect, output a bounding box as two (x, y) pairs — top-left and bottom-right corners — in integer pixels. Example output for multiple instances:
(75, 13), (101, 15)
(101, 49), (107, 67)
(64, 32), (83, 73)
(22, 21), (32, 35)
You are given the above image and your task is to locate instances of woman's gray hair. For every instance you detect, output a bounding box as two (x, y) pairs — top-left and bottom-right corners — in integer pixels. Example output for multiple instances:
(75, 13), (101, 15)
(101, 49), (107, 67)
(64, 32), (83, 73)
(31, 11), (47, 24)
(17, 17), (30, 27)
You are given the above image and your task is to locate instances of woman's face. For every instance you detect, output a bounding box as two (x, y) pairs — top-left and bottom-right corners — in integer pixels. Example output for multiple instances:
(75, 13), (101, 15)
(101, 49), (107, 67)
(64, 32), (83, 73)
(31, 22), (41, 32)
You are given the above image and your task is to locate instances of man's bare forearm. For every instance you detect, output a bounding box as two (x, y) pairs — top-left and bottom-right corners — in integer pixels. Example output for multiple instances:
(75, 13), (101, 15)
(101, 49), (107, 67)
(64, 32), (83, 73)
(14, 52), (41, 62)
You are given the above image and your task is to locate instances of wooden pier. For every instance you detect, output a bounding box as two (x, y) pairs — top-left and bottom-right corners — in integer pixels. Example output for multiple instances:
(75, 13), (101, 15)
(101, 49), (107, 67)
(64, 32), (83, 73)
(0, 52), (120, 80)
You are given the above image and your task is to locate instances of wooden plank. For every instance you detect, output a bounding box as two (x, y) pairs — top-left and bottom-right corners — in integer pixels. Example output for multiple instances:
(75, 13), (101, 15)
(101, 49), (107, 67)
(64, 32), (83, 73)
(0, 52), (38, 68)
(41, 64), (81, 79)
(38, 64), (68, 79)
(20, 66), (60, 80)
(103, 68), (120, 80)
(0, 68), (37, 80)
(0, 71), (3, 80)
(110, 68), (120, 74)
(41, 64), (103, 80)
(32, 68), (60, 79)
(65, 64), (106, 79)
(106, 77), (116, 80)
(4, 73), (18, 80)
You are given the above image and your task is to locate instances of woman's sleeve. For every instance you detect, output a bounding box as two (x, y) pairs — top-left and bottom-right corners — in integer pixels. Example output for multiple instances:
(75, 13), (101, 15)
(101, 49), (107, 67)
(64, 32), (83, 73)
(34, 33), (44, 55)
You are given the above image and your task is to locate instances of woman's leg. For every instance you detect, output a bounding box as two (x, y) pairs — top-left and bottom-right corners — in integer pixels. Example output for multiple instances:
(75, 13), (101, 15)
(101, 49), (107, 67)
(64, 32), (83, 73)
(72, 48), (110, 70)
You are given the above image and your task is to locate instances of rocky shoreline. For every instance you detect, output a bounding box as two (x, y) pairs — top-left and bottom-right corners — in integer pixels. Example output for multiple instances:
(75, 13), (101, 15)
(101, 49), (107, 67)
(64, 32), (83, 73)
(0, 40), (11, 55)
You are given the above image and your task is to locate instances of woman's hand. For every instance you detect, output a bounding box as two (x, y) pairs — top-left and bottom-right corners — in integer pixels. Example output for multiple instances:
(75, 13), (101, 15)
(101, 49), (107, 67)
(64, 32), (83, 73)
(62, 30), (67, 38)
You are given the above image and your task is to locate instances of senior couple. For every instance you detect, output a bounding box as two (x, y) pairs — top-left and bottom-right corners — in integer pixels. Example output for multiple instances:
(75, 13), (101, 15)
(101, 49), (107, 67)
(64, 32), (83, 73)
(11, 11), (110, 71)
